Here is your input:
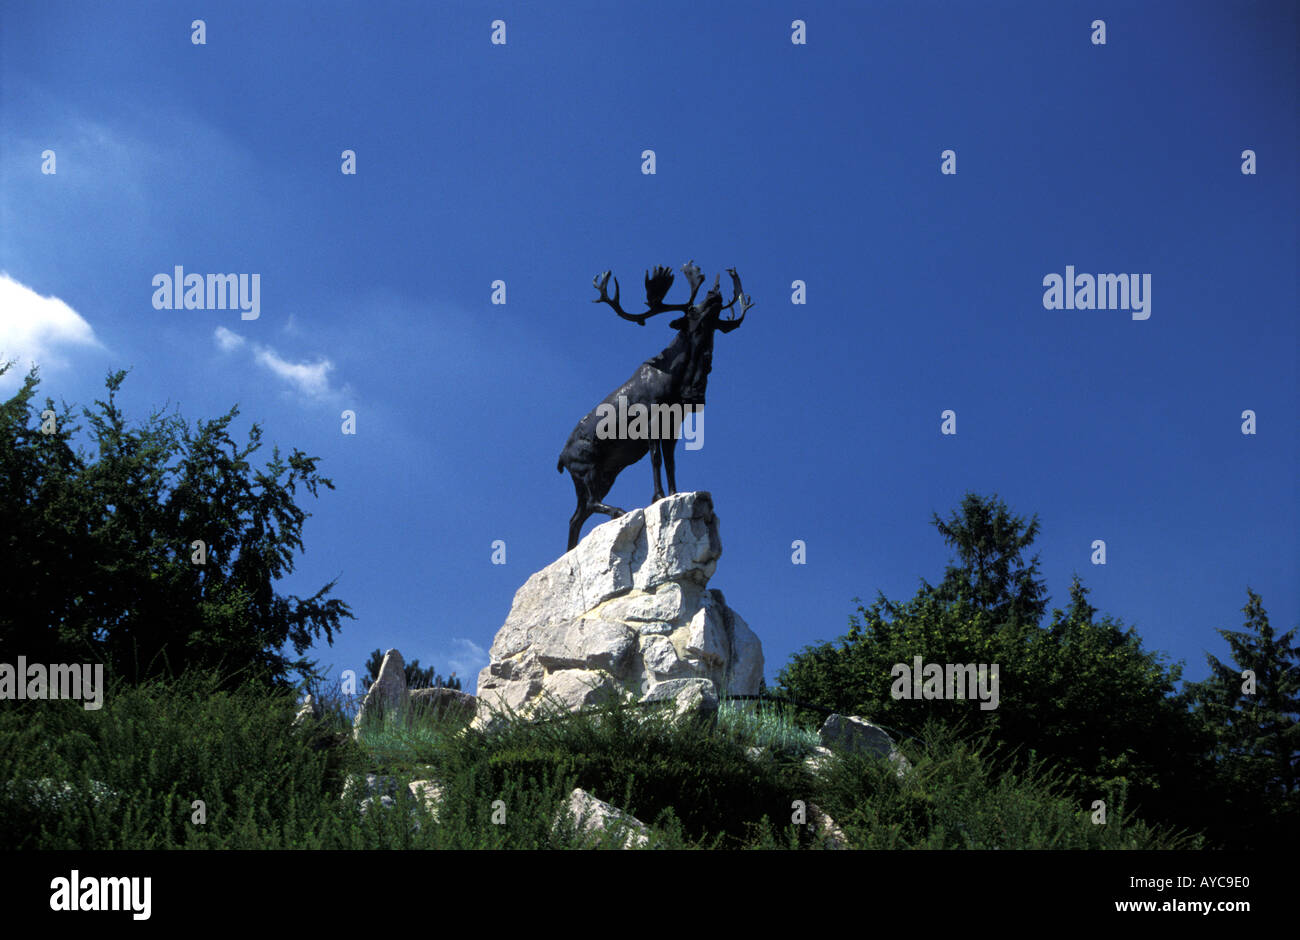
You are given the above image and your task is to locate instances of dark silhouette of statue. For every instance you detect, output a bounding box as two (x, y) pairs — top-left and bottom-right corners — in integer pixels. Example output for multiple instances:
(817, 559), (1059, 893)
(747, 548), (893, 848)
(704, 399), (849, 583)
(558, 261), (753, 551)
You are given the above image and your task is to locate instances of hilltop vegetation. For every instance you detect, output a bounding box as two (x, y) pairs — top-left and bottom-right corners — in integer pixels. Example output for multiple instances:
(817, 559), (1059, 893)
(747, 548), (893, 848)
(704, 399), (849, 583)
(0, 671), (1192, 849)
(1, 368), (1294, 849)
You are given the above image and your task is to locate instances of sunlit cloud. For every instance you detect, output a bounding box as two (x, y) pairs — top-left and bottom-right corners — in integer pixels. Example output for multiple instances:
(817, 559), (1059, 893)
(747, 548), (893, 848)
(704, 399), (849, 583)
(213, 326), (246, 353)
(0, 273), (105, 388)
(253, 345), (335, 398)
(212, 326), (339, 400)
(444, 638), (488, 685)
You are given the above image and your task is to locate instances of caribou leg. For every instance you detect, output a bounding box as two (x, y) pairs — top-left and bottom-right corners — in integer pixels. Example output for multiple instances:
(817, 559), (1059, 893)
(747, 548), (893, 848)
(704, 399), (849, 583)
(567, 507), (589, 552)
(662, 410), (679, 494)
(650, 438), (666, 501)
(568, 477), (626, 550)
(662, 436), (677, 495)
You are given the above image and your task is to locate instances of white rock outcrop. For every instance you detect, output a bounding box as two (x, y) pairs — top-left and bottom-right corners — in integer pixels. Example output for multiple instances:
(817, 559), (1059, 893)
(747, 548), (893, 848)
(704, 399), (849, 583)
(343, 772), (442, 831)
(814, 714), (913, 778)
(558, 788), (650, 849)
(292, 694), (322, 727)
(352, 649), (480, 739)
(352, 648), (408, 739)
(474, 492), (763, 728)
(408, 687), (477, 724)
(807, 802), (850, 849)
(819, 714), (894, 758)
(641, 677), (719, 721)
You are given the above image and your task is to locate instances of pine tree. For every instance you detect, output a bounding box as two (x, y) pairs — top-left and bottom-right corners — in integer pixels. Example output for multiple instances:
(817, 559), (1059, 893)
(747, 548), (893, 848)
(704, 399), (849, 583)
(922, 492), (1048, 629)
(777, 494), (1205, 840)
(1188, 589), (1299, 847)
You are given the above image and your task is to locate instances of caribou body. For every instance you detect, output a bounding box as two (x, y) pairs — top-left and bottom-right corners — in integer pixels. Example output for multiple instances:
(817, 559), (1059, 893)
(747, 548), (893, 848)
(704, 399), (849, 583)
(557, 261), (752, 550)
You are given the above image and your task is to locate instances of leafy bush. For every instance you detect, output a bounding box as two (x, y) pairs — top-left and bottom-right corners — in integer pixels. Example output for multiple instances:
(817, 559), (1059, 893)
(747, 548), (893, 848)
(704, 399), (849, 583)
(0, 668), (369, 849)
(812, 720), (1198, 849)
(777, 493), (1210, 841)
(0, 364), (352, 689)
(0, 670), (1190, 849)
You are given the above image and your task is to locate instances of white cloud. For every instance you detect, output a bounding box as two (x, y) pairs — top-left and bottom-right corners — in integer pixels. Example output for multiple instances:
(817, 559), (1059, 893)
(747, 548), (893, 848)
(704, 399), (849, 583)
(444, 638), (488, 685)
(252, 346), (335, 399)
(213, 326), (246, 352)
(211, 327), (339, 400)
(0, 273), (105, 387)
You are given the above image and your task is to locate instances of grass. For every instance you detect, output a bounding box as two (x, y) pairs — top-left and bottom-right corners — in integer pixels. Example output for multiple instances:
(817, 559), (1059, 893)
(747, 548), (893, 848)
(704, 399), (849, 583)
(715, 697), (821, 759)
(0, 668), (1201, 849)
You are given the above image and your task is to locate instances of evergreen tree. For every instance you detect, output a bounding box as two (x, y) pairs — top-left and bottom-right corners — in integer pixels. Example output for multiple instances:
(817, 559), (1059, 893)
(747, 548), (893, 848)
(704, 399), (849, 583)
(0, 364), (352, 688)
(922, 492), (1048, 628)
(1187, 589), (1299, 848)
(1008, 575), (1205, 826)
(777, 494), (1204, 839)
(409, 661), (435, 688)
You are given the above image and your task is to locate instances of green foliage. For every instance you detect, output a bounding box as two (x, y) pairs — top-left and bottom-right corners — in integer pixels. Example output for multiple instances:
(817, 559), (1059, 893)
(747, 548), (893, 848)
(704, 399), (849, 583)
(777, 589), (1025, 731)
(0, 363), (352, 688)
(926, 493), (1048, 628)
(714, 699), (821, 760)
(0, 669), (369, 848)
(350, 693), (474, 772)
(0, 670), (1183, 849)
(1185, 588), (1300, 849)
(813, 720), (1195, 849)
(1007, 576), (1205, 825)
(431, 699), (811, 848)
(776, 492), (1206, 840)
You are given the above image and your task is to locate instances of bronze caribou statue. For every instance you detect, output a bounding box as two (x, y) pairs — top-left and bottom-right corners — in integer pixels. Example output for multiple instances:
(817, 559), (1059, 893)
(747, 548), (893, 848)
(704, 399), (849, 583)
(557, 261), (753, 550)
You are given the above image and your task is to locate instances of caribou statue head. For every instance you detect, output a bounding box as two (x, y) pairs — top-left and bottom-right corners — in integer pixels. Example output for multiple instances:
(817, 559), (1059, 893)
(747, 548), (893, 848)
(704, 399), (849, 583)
(557, 261), (753, 550)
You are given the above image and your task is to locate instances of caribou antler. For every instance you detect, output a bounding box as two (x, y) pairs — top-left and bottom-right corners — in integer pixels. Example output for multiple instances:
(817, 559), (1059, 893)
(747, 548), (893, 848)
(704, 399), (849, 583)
(679, 260), (705, 303)
(644, 265), (675, 308)
(593, 259), (705, 325)
(592, 271), (645, 323)
(716, 267), (754, 333)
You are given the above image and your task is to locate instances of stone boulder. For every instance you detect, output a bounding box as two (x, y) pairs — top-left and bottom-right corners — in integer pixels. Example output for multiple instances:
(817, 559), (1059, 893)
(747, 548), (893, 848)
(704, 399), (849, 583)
(342, 773), (400, 810)
(353, 649), (479, 738)
(292, 694), (323, 727)
(342, 772), (443, 831)
(816, 714), (912, 778)
(408, 687), (477, 725)
(641, 677), (719, 722)
(803, 745), (837, 775)
(352, 648), (408, 738)
(407, 779), (443, 822)
(474, 492), (763, 728)
(557, 788), (650, 849)
(807, 802), (850, 849)
(819, 714), (894, 758)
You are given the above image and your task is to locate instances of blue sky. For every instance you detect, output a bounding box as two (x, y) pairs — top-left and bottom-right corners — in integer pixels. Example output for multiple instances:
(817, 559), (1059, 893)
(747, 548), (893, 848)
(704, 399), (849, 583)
(2, 1), (1295, 695)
